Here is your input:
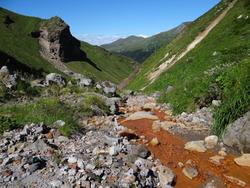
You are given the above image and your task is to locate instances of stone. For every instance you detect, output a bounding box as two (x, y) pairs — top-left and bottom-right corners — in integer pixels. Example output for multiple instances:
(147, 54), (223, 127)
(127, 145), (150, 159)
(53, 120), (66, 127)
(24, 139), (52, 153)
(234, 154), (250, 167)
(157, 165), (175, 186)
(46, 73), (65, 86)
(218, 150), (227, 157)
(143, 103), (156, 111)
(126, 111), (159, 121)
(212, 100), (221, 107)
(78, 78), (92, 87)
(108, 146), (120, 156)
(152, 121), (161, 132)
(209, 155), (224, 166)
(77, 159), (84, 169)
(150, 137), (160, 146)
(182, 166), (199, 179)
(166, 85), (174, 93)
(68, 156), (77, 164)
(199, 176), (225, 188)
(68, 169), (76, 176)
(0, 66), (17, 88)
(205, 135), (218, 149)
(185, 141), (207, 153)
(50, 180), (63, 187)
(223, 112), (250, 153)
(223, 175), (246, 187)
(101, 81), (117, 95)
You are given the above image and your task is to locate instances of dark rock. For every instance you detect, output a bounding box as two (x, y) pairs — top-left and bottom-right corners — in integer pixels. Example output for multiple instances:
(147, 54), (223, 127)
(30, 31), (41, 38)
(127, 145), (150, 159)
(3, 16), (14, 27)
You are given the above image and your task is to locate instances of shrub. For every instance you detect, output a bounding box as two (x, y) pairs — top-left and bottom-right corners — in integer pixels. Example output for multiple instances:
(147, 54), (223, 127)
(0, 116), (20, 134)
(80, 94), (110, 117)
(0, 98), (79, 136)
(212, 60), (250, 136)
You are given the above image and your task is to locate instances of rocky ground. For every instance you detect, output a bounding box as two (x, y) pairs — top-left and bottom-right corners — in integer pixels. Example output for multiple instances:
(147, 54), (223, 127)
(0, 83), (250, 188)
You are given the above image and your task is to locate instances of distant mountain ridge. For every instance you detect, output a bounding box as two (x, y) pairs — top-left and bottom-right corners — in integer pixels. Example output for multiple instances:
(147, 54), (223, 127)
(101, 22), (189, 63)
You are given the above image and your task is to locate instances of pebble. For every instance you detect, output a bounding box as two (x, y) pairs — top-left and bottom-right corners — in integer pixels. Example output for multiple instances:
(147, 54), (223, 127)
(182, 166), (199, 179)
(184, 141), (207, 153)
(150, 137), (160, 146)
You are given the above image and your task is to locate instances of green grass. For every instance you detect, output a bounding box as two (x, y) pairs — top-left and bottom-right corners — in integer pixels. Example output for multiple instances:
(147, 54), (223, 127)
(0, 8), (58, 74)
(67, 41), (135, 84)
(127, 0), (232, 90)
(0, 98), (79, 136)
(79, 93), (110, 116)
(212, 60), (250, 136)
(127, 0), (250, 135)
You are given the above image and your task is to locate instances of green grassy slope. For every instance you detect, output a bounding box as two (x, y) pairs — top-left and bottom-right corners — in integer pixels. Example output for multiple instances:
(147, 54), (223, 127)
(0, 7), (58, 74)
(67, 41), (136, 84)
(0, 7), (135, 83)
(128, 0), (250, 135)
(101, 23), (188, 63)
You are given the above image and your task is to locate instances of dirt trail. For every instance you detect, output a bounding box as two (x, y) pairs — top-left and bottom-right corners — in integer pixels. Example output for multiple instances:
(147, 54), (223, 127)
(119, 106), (250, 188)
(147, 0), (237, 86)
(118, 65), (140, 90)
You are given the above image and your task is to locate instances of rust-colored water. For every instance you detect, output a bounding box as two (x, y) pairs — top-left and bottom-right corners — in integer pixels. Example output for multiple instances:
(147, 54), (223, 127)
(119, 111), (250, 188)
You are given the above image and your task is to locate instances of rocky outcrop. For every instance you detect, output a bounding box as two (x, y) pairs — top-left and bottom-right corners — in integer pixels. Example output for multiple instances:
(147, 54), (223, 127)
(39, 16), (86, 62)
(223, 111), (250, 153)
(0, 66), (17, 88)
(45, 73), (65, 86)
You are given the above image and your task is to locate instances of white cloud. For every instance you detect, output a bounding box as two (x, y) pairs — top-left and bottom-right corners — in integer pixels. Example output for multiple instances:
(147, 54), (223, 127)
(137, 34), (149, 38)
(76, 34), (127, 46)
(76, 33), (150, 46)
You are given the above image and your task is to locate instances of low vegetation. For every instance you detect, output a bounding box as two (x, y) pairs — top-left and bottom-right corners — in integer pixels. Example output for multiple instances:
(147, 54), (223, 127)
(127, 0), (250, 135)
(0, 98), (79, 136)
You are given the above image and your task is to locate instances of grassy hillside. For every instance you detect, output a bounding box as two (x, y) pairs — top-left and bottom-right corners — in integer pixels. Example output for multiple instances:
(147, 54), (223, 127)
(128, 0), (250, 135)
(102, 23), (188, 63)
(67, 41), (136, 84)
(0, 7), (58, 74)
(0, 7), (135, 83)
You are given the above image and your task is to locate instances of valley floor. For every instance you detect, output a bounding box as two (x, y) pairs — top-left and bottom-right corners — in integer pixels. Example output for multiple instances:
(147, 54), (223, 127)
(1, 94), (250, 188)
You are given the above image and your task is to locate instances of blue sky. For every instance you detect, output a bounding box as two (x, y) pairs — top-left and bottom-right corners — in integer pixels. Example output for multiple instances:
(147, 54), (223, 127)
(0, 0), (220, 45)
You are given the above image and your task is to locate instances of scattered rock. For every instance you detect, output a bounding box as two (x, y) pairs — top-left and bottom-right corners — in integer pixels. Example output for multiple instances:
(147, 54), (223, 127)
(68, 156), (77, 164)
(205, 135), (218, 149)
(199, 176), (225, 188)
(50, 180), (63, 187)
(212, 100), (221, 107)
(234, 154), (250, 167)
(150, 137), (160, 146)
(209, 155), (224, 166)
(0, 66), (17, 88)
(182, 166), (199, 179)
(53, 120), (66, 127)
(46, 73), (65, 86)
(223, 111), (250, 153)
(185, 141), (207, 153)
(157, 165), (175, 187)
(126, 111), (159, 121)
(223, 175), (246, 187)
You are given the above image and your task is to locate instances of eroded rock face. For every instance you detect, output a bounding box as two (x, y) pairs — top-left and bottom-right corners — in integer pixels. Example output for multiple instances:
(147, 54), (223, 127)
(223, 111), (250, 153)
(39, 16), (86, 62)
